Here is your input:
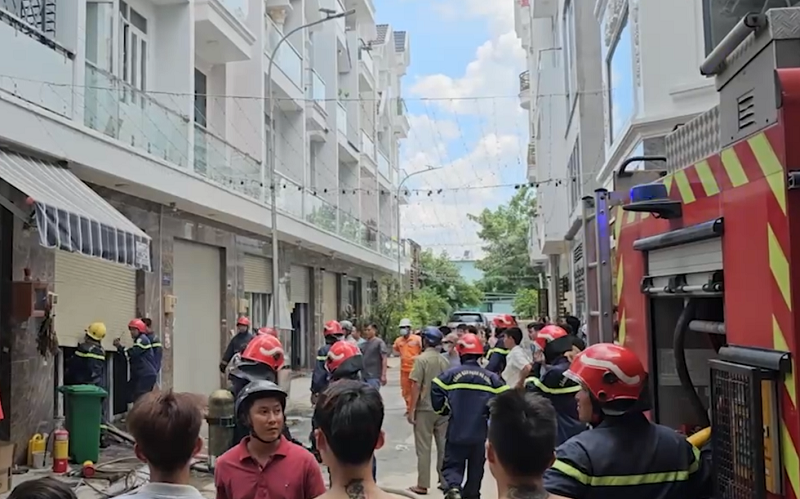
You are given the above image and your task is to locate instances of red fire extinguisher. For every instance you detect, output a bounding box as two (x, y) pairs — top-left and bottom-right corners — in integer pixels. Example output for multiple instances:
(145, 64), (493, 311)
(52, 427), (69, 473)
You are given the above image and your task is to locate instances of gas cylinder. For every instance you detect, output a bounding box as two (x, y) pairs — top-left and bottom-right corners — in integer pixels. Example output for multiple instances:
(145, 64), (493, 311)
(206, 390), (235, 470)
(27, 433), (46, 467)
(52, 427), (69, 473)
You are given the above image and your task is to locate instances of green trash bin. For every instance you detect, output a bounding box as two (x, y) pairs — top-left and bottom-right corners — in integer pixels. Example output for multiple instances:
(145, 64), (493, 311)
(58, 385), (107, 464)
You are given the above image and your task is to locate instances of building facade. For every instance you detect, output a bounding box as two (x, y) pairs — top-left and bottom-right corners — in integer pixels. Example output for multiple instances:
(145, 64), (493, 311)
(515, 0), (739, 320)
(0, 0), (410, 457)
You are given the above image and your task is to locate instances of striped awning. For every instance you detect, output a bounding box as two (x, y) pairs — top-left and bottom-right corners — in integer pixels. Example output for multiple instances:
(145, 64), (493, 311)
(0, 150), (152, 271)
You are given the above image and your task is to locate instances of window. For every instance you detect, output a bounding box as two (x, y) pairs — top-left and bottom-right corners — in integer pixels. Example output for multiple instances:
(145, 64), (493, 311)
(119, 1), (148, 95)
(562, 0), (577, 116)
(346, 278), (362, 316)
(567, 140), (581, 212)
(703, 0), (800, 55)
(194, 70), (207, 127)
(86, 1), (114, 71)
(246, 292), (271, 329)
(607, 10), (634, 144)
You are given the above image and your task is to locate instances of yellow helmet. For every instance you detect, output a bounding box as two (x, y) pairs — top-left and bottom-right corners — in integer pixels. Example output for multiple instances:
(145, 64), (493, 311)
(86, 322), (107, 341)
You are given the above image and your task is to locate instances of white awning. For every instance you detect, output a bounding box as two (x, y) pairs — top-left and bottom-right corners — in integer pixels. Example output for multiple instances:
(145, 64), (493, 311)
(0, 150), (152, 271)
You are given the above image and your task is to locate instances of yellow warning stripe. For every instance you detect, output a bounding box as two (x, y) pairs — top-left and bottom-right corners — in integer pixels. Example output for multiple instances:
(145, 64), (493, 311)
(768, 224), (791, 311)
(720, 147), (748, 187)
(615, 255), (624, 303)
(782, 424), (800, 496)
(673, 169), (696, 204)
(773, 316), (796, 407)
(617, 310), (626, 346)
(694, 160), (720, 197)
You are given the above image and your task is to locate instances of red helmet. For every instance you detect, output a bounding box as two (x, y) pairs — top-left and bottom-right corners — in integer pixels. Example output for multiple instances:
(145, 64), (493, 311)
(257, 327), (278, 338)
(237, 316), (251, 327)
(455, 333), (484, 356)
(535, 325), (569, 350)
(493, 314), (516, 329)
(128, 319), (147, 333)
(241, 334), (285, 371)
(565, 343), (646, 404)
(324, 320), (343, 337)
(325, 341), (362, 373)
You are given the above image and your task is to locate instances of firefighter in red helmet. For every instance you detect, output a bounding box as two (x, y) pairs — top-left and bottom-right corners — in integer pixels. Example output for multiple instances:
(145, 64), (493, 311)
(486, 315), (516, 375)
(257, 327), (279, 338)
(432, 333), (509, 499)
(544, 343), (712, 499)
(115, 318), (157, 403)
(219, 316), (255, 373)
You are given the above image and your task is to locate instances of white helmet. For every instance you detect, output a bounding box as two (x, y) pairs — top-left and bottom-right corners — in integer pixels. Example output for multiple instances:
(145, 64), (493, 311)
(399, 318), (412, 328)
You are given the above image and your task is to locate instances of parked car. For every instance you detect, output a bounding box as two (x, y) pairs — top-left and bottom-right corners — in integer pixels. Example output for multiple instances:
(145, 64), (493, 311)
(446, 311), (487, 331)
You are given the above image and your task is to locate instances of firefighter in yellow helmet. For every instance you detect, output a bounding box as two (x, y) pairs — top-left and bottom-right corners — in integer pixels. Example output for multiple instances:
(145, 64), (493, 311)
(65, 322), (107, 387)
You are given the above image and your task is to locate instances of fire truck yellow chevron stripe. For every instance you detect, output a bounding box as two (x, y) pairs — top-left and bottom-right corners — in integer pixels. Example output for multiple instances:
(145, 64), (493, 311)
(750, 134), (787, 214)
(773, 315), (796, 407)
(616, 255), (624, 303)
(768, 224), (791, 311)
(720, 147), (748, 187)
(673, 169), (696, 204)
(617, 310), (626, 346)
(694, 160), (720, 197)
(783, 423), (800, 497)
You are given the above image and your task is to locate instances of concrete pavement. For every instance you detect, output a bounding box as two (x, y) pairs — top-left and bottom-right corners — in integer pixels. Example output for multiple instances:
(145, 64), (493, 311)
(287, 357), (499, 498)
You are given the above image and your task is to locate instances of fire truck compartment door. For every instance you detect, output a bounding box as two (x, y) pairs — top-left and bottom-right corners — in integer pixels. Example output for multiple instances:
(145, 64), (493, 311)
(647, 238), (723, 278)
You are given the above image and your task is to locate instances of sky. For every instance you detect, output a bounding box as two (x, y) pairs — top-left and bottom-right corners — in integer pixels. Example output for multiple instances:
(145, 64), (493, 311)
(374, 0), (528, 261)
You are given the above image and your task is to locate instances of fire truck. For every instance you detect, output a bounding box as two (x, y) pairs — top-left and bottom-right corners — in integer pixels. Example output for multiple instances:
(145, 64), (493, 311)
(580, 7), (800, 499)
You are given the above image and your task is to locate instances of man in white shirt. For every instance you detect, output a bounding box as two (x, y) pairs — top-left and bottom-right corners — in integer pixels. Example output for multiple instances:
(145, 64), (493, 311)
(500, 327), (531, 389)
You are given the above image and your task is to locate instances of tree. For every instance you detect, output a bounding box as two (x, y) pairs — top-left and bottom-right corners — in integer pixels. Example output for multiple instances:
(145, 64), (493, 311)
(402, 288), (451, 330)
(366, 278), (406, 342)
(418, 249), (483, 310)
(513, 288), (539, 318)
(468, 186), (542, 294)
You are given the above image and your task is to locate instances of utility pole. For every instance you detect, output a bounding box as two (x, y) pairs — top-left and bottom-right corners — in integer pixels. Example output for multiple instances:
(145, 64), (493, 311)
(395, 166), (443, 283)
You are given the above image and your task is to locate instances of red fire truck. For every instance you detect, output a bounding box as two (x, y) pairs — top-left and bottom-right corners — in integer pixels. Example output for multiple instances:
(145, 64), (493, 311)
(580, 8), (800, 499)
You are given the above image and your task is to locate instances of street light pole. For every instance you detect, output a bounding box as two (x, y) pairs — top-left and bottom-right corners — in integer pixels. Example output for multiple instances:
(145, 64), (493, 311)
(395, 166), (443, 283)
(268, 8), (354, 329)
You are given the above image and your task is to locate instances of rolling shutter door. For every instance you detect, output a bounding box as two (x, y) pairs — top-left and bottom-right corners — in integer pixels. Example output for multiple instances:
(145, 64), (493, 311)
(322, 271), (338, 322)
(290, 265), (310, 303)
(243, 255), (272, 293)
(54, 252), (136, 351)
(173, 240), (221, 395)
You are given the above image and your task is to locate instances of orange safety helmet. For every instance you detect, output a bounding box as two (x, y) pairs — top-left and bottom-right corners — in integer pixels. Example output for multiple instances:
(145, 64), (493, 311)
(128, 319), (147, 333)
(534, 325), (569, 350)
(258, 327), (278, 338)
(565, 343), (646, 404)
(323, 320), (343, 337)
(241, 334), (285, 371)
(236, 316), (251, 327)
(493, 314), (516, 329)
(325, 341), (362, 373)
(455, 333), (484, 356)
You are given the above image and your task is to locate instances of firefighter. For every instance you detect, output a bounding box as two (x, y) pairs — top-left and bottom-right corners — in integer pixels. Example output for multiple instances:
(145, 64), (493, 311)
(66, 322), (107, 387)
(311, 320), (344, 402)
(432, 333), (510, 499)
(257, 327), (279, 337)
(524, 325), (586, 444)
(115, 319), (157, 404)
(141, 318), (163, 376)
(486, 315), (515, 376)
(219, 316), (255, 373)
(544, 343), (713, 499)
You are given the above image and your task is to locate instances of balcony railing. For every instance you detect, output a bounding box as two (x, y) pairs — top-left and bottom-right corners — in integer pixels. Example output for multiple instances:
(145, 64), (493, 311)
(306, 68), (326, 108)
(396, 97), (406, 115)
(218, 0), (248, 22)
(337, 102), (347, 135)
(266, 17), (302, 89)
(194, 124), (262, 199)
(378, 150), (390, 179)
(305, 191), (338, 233)
(519, 70), (530, 92)
(359, 48), (374, 77)
(275, 173), (304, 219)
(84, 61), (190, 167)
(361, 130), (375, 160)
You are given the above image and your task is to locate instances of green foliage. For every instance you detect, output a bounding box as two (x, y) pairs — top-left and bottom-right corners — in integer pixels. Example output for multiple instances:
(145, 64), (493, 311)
(418, 249), (483, 310)
(468, 186), (542, 294)
(367, 278), (406, 342)
(513, 288), (539, 318)
(402, 288), (451, 330)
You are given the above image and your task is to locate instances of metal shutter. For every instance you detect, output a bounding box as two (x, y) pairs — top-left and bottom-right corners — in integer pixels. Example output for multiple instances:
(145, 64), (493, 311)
(243, 255), (272, 293)
(322, 271), (338, 321)
(290, 265), (310, 303)
(54, 252), (136, 351)
(173, 240), (221, 395)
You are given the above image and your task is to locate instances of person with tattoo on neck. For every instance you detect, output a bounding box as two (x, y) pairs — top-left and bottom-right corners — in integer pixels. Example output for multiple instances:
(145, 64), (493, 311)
(524, 325), (586, 445)
(544, 343), (713, 499)
(215, 380), (325, 499)
(432, 333), (510, 499)
(487, 390), (568, 499)
(313, 381), (390, 499)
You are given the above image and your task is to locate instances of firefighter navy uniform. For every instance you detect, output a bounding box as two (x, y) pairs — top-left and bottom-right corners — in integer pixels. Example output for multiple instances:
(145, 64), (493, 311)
(148, 332), (163, 374)
(525, 325), (586, 445)
(311, 320), (345, 396)
(220, 316), (256, 373)
(543, 343), (713, 499)
(486, 315), (516, 377)
(66, 322), (107, 386)
(432, 333), (510, 499)
(119, 319), (157, 403)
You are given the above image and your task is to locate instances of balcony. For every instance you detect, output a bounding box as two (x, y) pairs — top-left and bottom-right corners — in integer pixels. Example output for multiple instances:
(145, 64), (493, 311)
(194, 0), (255, 64)
(361, 130), (376, 164)
(519, 70), (531, 110)
(305, 69), (327, 134)
(84, 62), (190, 168)
(394, 98), (410, 138)
(377, 150), (390, 181)
(359, 48), (374, 88)
(194, 124), (262, 199)
(337, 102), (347, 135)
(379, 232), (399, 259)
(275, 173), (305, 219)
(265, 16), (304, 110)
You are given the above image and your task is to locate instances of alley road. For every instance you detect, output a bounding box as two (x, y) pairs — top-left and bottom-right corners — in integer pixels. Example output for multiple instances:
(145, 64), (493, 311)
(286, 357), (498, 497)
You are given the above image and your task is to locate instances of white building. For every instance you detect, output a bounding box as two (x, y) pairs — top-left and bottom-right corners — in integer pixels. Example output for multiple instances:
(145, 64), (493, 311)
(515, 0), (735, 319)
(0, 0), (410, 449)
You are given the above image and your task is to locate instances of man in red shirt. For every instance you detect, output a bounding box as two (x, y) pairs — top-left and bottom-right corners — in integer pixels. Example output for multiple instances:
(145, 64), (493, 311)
(215, 381), (325, 499)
